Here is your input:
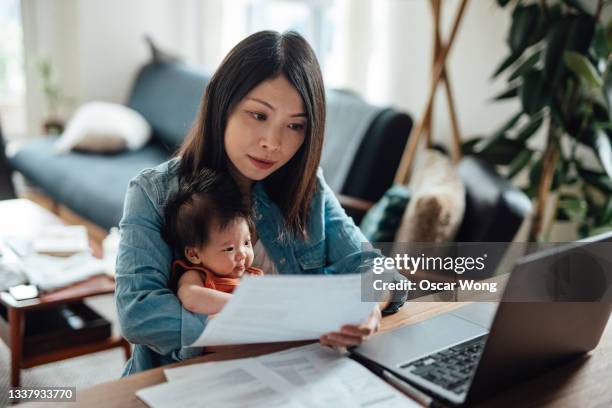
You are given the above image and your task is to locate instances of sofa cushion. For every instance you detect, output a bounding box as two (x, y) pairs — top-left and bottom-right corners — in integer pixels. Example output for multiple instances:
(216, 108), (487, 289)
(9, 137), (168, 229)
(55, 102), (152, 154)
(321, 90), (385, 194)
(455, 155), (532, 242)
(127, 62), (211, 151)
(341, 108), (412, 202)
(395, 149), (465, 243)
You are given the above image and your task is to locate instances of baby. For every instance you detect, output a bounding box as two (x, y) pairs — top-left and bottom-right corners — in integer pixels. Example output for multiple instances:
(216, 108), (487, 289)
(163, 168), (263, 315)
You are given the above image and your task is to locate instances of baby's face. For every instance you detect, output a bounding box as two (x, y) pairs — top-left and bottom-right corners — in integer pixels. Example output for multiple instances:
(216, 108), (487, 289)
(193, 218), (254, 278)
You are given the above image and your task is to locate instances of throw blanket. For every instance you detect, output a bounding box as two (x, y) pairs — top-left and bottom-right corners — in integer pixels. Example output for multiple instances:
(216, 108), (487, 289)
(321, 90), (385, 193)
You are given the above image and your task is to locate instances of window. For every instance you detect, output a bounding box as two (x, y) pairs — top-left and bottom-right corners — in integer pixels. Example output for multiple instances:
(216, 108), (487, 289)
(245, 0), (336, 74)
(0, 0), (25, 139)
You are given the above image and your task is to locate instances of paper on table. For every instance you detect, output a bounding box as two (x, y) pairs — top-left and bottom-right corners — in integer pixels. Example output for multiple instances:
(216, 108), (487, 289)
(190, 274), (375, 347)
(165, 346), (355, 407)
(19, 252), (106, 291)
(138, 361), (304, 408)
(302, 344), (419, 407)
(33, 225), (90, 256)
(163, 343), (420, 408)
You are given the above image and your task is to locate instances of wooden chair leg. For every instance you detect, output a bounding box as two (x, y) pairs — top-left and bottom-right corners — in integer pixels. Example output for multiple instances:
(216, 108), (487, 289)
(9, 308), (24, 388)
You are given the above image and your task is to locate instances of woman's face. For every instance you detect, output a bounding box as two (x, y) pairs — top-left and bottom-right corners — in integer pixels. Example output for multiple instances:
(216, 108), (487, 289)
(224, 75), (307, 185)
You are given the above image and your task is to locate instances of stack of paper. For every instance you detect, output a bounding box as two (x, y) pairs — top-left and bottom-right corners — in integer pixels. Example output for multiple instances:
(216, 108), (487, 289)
(32, 225), (90, 256)
(19, 252), (107, 291)
(136, 344), (419, 408)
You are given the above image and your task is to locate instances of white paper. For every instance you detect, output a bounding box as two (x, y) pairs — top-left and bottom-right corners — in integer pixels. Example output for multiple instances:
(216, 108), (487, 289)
(19, 252), (106, 290)
(163, 344), (420, 408)
(33, 225), (90, 256)
(190, 274), (376, 347)
(303, 344), (419, 407)
(166, 346), (355, 407)
(138, 362), (303, 408)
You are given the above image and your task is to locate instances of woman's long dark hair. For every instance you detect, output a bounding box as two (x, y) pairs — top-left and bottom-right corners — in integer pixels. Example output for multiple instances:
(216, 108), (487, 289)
(178, 30), (325, 238)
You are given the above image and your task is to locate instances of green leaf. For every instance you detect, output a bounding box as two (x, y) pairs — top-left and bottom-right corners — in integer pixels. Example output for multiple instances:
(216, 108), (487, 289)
(520, 70), (549, 115)
(509, 5), (540, 54)
(587, 224), (612, 236)
(544, 17), (572, 87)
(492, 52), (523, 79)
(605, 63), (612, 117)
(478, 112), (522, 152)
(564, 51), (603, 89)
(591, 92), (611, 122)
(492, 85), (520, 101)
(461, 138), (482, 155)
(529, 158), (543, 188)
(529, 156), (564, 191)
(593, 25), (611, 59)
(556, 193), (588, 222)
(515, 111), (544, 142)
(507, 148), (533, 178)
(566, 14), (596, 54)
(561, 0), (590, 15)
(599, 197), (612, 225)
(549, 99), (568, 132)
(607, 19), (612, 50)
(593, 128), (612, 178)
(479, 138), (526, 166)
(578, 165), (612, 193)
(508, 50), (542, 82)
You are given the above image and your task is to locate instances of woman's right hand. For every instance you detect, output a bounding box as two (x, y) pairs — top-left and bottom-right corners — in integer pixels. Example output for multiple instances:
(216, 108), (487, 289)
(319, 304), (382, 348)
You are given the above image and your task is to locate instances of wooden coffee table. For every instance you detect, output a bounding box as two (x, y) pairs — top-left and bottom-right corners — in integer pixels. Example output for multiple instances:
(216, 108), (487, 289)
(0, 199), (130, 387)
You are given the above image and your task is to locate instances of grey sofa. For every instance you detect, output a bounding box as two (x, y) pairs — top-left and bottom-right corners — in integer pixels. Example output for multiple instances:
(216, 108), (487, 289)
(8, 59), (413, 230)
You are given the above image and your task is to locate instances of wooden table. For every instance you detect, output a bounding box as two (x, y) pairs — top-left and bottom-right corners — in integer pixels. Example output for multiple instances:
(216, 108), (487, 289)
(24, 301), (612, 407)
(0, 199), (130, 387)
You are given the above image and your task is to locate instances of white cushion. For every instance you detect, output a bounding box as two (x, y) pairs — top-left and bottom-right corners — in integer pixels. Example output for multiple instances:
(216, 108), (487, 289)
(394, 149), (465, 243)
(55, 102), (151, 154)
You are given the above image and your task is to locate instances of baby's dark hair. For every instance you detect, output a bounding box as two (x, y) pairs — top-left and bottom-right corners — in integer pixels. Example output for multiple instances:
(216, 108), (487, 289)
(163, 168), (252, 255)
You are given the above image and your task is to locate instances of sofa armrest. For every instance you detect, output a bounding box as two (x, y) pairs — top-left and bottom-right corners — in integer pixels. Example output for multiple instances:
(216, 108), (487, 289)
(338, 194), (374, 213)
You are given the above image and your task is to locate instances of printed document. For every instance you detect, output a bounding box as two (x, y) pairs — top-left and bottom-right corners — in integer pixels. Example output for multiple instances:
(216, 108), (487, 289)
(137, 361), (303, 408)
(147, 344), (419, 408)
(190, 274), (376, 347)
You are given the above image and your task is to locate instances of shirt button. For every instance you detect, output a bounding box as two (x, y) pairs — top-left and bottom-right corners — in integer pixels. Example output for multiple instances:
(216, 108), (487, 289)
(279, 258), (286, 265)
(257, 214), (263, 220)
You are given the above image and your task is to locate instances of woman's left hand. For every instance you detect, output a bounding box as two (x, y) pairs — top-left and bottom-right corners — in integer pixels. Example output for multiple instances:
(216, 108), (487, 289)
(320, 304), (382, 347)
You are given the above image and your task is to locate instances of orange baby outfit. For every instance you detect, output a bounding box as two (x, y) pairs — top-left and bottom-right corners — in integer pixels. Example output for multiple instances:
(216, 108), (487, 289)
(172, 259), (264, 293)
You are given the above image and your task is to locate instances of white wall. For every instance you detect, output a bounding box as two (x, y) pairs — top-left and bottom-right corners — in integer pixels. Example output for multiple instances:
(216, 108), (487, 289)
(22, 0), (208, 136)
(23, 0), (517, 146)
(329, 0), (519, 148)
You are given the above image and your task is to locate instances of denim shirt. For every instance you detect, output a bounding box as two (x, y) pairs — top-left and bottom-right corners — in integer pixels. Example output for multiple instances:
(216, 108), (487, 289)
(115, 158), (403, 376)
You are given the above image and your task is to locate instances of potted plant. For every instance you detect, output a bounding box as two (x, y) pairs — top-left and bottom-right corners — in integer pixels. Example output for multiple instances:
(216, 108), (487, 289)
(465, 0), (612, 240)
(36, 57), (65, 135)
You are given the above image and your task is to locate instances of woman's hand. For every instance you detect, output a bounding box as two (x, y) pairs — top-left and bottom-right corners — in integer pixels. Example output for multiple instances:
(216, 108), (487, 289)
(319, 304), (382, 348)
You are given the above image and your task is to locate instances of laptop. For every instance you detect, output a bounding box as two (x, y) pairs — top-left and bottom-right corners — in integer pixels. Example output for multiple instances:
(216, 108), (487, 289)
(352, 232), (612, 406)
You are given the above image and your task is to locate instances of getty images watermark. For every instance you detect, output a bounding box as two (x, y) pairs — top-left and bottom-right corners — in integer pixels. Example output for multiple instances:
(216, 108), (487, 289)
(360, 242), (612, 303)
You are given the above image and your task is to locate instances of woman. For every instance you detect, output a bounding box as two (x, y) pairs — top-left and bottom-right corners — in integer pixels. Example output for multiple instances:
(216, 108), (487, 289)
(115, 30), (404, 376)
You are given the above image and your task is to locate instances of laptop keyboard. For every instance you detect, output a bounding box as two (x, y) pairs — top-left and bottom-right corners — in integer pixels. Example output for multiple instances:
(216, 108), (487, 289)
(400, 335), (488, 395)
